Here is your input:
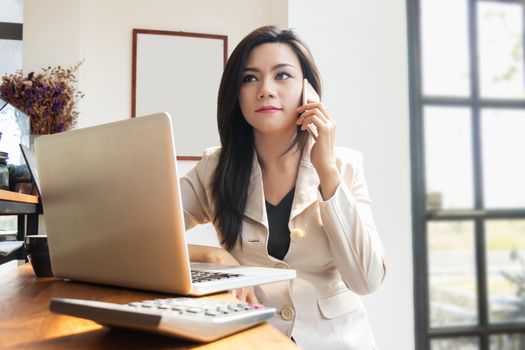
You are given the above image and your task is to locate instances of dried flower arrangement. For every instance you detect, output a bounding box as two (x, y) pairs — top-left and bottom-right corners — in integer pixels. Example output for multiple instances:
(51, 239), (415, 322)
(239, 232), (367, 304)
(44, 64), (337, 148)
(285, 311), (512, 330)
(0, 61), (84, 135)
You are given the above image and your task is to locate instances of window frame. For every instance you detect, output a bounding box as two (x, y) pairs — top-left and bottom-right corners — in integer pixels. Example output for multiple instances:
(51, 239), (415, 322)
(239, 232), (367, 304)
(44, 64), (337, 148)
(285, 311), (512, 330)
(0, 21), (23, 77)
(407, 0), (525, 349)
(0, 22), (22, 40)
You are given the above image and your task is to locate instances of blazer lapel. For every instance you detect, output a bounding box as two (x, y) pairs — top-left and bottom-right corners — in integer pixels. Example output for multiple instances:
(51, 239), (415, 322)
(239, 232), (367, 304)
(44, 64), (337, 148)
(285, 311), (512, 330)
(289, 137), (320, 223)
(243, 151), (269, 229)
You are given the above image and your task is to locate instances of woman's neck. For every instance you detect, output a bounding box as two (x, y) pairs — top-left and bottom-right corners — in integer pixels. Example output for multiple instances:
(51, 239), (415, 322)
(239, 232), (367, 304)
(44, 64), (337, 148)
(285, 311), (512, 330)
(254, 128), (301, 173)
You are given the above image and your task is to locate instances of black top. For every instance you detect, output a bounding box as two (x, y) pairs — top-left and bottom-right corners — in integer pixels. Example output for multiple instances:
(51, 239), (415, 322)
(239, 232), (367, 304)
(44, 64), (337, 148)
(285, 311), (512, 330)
(265, 187), (295, 261)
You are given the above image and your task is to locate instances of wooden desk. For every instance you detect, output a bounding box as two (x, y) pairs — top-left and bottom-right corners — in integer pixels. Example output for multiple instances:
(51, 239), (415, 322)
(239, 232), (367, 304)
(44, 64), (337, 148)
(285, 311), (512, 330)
(0, 264), (298, 349)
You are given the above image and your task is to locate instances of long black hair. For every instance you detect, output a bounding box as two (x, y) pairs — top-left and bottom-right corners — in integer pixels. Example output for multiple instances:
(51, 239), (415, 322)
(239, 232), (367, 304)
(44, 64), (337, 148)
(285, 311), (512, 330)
(211, 25), (322, 251)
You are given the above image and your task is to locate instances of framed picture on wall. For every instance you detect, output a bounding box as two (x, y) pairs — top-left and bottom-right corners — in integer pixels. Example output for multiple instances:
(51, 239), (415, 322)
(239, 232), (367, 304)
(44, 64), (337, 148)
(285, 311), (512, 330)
(132, 29), (227, 160)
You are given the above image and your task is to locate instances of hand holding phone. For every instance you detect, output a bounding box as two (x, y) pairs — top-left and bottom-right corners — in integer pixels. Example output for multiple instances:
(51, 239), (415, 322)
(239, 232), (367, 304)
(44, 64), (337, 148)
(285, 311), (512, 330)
(301, 78), (321, 139)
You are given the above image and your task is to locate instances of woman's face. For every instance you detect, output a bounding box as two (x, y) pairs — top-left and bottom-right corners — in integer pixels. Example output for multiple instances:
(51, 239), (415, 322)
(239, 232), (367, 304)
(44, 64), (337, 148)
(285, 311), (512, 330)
(239, 43), (304, 135)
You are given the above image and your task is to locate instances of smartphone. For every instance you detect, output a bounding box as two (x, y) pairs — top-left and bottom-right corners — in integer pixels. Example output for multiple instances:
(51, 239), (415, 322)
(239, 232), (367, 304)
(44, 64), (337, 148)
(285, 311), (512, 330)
(301, 78), (320, 139)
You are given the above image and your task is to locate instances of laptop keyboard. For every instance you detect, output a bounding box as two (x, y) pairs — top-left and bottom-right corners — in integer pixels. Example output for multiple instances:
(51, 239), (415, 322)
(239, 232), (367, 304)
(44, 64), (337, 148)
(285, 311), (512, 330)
(191, 270), (243, 284)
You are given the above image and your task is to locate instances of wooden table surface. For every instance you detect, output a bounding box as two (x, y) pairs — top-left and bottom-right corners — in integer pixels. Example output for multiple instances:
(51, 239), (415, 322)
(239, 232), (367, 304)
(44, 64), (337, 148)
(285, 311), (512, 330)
(0, 264), (298, 349)
(0, 189), (39, 204)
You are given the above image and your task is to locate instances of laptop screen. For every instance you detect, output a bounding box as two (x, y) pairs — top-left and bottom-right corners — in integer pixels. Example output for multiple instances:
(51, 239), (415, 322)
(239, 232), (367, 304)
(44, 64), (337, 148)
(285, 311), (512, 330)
(19, 144), (41, 197)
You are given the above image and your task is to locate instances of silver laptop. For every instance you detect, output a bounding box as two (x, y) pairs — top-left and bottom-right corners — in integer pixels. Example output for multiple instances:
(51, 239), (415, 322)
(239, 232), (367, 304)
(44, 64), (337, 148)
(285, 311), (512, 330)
(34, 113), (295, 295)
(19, 144), (41, 197)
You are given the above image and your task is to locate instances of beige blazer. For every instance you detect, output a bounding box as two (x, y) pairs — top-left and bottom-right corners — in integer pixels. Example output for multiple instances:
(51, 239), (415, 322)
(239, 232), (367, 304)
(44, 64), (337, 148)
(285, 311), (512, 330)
(181, 139), (386, 350)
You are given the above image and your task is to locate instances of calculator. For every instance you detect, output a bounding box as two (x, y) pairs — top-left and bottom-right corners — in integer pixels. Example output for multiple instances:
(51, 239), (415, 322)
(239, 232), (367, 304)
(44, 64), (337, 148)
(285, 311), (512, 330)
(50, 297), (276, 342)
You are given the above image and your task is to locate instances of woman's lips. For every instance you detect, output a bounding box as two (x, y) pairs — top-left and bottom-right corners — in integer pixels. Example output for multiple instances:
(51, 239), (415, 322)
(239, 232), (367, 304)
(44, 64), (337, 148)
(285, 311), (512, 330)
(255, 106), (283, 113)
(256, 109), (282, 113)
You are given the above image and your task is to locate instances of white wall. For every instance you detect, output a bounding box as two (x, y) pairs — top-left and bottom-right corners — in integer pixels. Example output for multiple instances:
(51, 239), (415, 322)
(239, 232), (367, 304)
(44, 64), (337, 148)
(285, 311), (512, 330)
(23, 0), (82, 72)
(23, 1), (414, 348)
(288, 1), (414, 349)
(24, 0), (288, 128)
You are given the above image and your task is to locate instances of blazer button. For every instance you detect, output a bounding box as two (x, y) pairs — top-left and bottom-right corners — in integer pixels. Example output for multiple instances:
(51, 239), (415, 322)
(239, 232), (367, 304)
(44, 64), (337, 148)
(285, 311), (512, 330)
(274, 262), (288, 269)
(281, 306), (295, 321)
(290, 228), (305, 242)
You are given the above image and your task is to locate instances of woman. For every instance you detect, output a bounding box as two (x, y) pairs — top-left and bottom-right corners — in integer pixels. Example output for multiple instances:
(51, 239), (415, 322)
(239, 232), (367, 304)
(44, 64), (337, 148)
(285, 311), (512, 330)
(181, 25), (386, 350)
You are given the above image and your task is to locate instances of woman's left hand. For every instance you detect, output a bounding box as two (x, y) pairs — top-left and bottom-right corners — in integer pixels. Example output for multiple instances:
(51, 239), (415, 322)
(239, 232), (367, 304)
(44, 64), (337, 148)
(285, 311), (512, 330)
(296, 100), (341, 199)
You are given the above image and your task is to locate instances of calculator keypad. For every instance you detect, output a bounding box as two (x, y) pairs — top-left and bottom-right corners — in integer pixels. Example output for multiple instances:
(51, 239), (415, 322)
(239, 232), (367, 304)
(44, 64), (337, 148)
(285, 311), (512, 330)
(128, 298), (260, 318)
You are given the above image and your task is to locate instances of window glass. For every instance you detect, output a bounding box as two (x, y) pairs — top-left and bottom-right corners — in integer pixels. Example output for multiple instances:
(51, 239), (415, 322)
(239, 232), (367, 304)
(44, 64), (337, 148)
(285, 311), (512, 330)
(482, 109), (525, 208)
(431, 337), (479, 350)
(0, 39), (22, 75)
(478, 2), (525, 99)
(490, 333), (525, 350)
(0, 0), (23, 23)
(486, 220), (525, 324)
(424, 107), (474, 210)
(428, 221), (478, 327)
(0, 0), (23, 235)
(421, 0), (470, 97)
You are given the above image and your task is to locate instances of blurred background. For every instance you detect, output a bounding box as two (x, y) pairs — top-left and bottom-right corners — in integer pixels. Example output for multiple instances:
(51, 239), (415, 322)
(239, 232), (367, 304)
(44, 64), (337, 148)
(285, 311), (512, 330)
(413, 1), (525, 349)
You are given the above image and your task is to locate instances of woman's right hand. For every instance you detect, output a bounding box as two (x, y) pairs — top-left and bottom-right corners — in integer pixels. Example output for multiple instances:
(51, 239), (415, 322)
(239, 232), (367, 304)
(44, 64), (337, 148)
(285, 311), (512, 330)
(188, 244), (260, 304)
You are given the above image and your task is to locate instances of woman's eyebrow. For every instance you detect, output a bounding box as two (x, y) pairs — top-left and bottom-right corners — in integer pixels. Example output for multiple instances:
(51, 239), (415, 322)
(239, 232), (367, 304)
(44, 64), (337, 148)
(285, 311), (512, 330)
(243, 63), (296, 73)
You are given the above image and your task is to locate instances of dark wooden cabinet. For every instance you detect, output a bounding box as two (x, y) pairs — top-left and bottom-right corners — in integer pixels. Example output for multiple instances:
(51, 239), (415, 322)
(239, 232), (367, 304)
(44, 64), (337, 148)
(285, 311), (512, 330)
(0, 190), (41, 265)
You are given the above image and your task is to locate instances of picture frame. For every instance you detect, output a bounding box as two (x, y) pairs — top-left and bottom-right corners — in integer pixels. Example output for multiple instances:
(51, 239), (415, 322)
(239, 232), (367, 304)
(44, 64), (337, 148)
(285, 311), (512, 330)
(132, 29), (227, 160)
